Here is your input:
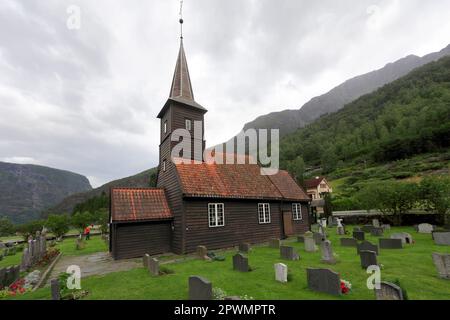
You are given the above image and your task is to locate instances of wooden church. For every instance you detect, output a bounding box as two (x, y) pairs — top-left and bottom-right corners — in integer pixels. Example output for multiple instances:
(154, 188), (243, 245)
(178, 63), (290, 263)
(109, 30), (311, 260)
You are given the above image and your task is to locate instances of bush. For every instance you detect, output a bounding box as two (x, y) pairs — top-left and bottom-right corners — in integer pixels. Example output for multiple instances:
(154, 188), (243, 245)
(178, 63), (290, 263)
(46, 215), (70, 239)
(16, 220), (45, 241)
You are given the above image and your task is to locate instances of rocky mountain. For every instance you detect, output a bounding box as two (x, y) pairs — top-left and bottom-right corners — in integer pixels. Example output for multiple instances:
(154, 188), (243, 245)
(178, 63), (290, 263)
(229, 43), (450, 140)
(46, 168), (157, 216)
(0, 162), (92, 224)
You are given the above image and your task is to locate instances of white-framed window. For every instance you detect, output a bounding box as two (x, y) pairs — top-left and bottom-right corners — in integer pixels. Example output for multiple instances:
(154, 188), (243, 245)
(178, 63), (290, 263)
(208, 203), (225, 227)
(185, 119), (192, 131)
(292, 203), (302, 220)
(258, 203), (271, 224)
(164, 121), (168, 134)
(162, 160), (166, 172)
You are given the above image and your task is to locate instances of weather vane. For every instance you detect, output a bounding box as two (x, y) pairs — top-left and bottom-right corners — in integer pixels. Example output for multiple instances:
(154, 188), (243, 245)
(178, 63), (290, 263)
(179, 0), (184, 39)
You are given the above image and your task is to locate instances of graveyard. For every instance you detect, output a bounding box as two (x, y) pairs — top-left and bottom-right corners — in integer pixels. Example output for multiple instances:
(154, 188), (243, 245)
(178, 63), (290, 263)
(3, 225), (449, 300)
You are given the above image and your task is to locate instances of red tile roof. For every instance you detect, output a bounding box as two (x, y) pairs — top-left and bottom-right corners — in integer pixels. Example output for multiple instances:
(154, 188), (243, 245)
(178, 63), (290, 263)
(268, 170), (310, 201)
(175, 161), (309, 201)
(111, 188), (173, 222)
(304, 176), (326, 189)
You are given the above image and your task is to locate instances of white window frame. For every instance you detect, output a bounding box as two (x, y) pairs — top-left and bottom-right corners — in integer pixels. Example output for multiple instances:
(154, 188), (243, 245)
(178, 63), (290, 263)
(258, 203), (271, 224)
(208, 203), (225, 228)
(164, 121), (168, 134)
(292, 203), (302, 221)
(162, 160), (166, 172)
(185, 119), (192, 131)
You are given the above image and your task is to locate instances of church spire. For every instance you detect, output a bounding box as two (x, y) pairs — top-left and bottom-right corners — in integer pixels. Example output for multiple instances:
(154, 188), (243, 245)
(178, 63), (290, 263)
(169, 39), (195, 101)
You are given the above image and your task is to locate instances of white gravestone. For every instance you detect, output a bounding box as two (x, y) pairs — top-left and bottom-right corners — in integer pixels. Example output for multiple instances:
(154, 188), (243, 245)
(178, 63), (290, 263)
(274, 263), (288, 283)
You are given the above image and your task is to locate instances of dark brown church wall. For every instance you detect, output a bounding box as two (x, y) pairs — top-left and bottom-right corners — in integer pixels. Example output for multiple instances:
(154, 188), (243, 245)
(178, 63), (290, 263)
(184, 199), (283, 253)
(112, 221), (171, 260)
(281, 202), (310, 235)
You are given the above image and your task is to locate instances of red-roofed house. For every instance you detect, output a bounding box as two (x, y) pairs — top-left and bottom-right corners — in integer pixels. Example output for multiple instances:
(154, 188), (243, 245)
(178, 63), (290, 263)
(109, 37), (311, 259)
(304, 176), (333, 215)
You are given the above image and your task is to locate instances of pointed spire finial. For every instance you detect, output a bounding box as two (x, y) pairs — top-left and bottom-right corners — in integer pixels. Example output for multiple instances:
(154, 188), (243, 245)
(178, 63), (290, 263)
(179, 0), (184, 39)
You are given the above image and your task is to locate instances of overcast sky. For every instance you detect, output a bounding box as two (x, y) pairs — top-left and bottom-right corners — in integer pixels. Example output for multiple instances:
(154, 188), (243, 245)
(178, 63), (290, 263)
(1, 0), (450, 187)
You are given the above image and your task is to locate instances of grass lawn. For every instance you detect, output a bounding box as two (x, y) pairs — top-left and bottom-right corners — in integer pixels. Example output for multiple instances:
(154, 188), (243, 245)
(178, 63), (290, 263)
(54, 235), (107, 257)
(10, 226), (450, 300)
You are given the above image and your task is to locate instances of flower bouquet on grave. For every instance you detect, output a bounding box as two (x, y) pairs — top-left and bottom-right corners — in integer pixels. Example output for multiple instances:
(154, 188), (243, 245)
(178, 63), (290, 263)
(340, 279), (352, 294)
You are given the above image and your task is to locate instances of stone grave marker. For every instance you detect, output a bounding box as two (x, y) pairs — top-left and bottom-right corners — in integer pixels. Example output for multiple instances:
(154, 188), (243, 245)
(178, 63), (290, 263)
(149, 258), (160, 276)
(280, 246), (299, 261)
(379, 238), (403, 249)
(433, 232), (450, 246)
(306, 268), (341, 296)
(375, 282), (404, 300)
(362, 225), (375, 233)
(313, 232), (324, 245)
(0, 268), (6, 287)
(357, 241), (379, 255)
(274, 263), (288, 283)
(304, 232), (317, 252)
(390, 233), (413, 245)
(432, 253), (450, 279)
(418, 223), (433, 234)
(233, 253), (249, 272)
(189, 276), (212, 300)
(321, 240), (336, 264)
(340, 238), (358, 247)
(360, 250), (378, 269)
(371, 227), (384, 237)
(196, 246), (211, 260)
(269, 238), (281, 249)
(51, 279), (61, 300)
(143, 254), (150, 268)
(381, 224), (391, 231)
(372, 219), (380, 228)
(238, 243), (251, 253)
(353, 230), (365, 241)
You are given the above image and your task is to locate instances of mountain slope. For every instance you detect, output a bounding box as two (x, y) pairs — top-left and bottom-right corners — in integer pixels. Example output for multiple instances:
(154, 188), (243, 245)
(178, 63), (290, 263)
(46, 168), (157, 216)
(0, 162), (92, 224)
(231, 44), (450, 140)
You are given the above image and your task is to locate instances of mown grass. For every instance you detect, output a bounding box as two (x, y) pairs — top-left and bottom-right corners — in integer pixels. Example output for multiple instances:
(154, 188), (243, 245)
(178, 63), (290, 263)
(11, 226), (450, 300)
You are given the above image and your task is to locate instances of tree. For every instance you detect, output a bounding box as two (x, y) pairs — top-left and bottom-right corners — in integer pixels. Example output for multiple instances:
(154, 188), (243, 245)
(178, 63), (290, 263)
(321, 148), (338, 174)
(94, 209), (109, 235)
(322, 193), (333, 218)
(71, 212), (94, 233)
(287, 156), (305, 185)
(16, 220), (45, 240)
(419, 176), (450, 225)
(0, 217), (15, 237)
(46, 214), (71, 239)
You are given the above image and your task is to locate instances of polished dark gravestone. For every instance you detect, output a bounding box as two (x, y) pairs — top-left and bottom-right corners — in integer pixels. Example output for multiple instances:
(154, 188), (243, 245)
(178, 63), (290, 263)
(239, 243), (251, 253)
(353, 231), (365, 241)
(375, 282), (404, 300)
(433, 232), (450, 246)
(233, 253), (249, 272)
(379, 238), (403, 249)
(340, 238), (358, 247)
(357, 241), (379, 255)
(306, 268), (341, 296)
(189, 276), (212, 300)
(360, 250), (378, 269)
(51, 278), (61, 300)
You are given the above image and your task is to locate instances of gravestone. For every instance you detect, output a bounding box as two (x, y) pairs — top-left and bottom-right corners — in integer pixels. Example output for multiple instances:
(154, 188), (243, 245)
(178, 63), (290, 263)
(372, 219), (380, 228)
(51, 279), (61, 300)
(381, 224), (391, 231)
(0, 242), (5, 250)
(143, 254), (150, 268)
(297, 236), (305, 243)
(304, 232), (317, 252)
(418, 223), (433, 234)
(274, 263), (288, 283)
(360, 250), (378, 269)
(336, 226), (345, 236)
(196, 246), (210, 260)
(357, 241), (379, 255)
(306, 268), (341, 296)
(379, 238), (403, 249)
(313, 232), (324, 245)
(269, 238), (281, 249)
(280, 246), (300, 261)
(318, 224), (325, 236)
(353, 227), (362, 232)
(232, 253), (249, 272)
(390, 233), (413, 245)
(432, 253), (450, 279)
(327, 216), (333, 227)
(353, 231), (365, 241)
(189, 276), (212, 300)
(433, 232), (450, 246)
(340, 238), (358, 247)
(375, 282), (404, 300)
(238, 243), (251, 253)
(149, 258), (160, 276)
(362, 225), (375, 233)
(321, 240), (336, 264)
(371, 227), (384, 237)
(0, 268), (5, 287)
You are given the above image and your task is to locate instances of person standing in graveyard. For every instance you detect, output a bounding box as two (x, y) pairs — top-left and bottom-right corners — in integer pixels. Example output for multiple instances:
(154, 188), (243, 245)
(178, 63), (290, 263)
(84, 225), (92, 240)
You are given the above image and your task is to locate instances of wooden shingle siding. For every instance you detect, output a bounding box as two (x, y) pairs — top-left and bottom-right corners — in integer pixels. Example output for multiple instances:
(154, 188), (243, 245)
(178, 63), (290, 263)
(113, 221), (171, 259)
(184, 199), (284, 253)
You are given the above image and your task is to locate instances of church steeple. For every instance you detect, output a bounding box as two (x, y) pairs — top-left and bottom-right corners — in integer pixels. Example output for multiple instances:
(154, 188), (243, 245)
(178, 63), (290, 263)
(169, 39), (195, 101)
